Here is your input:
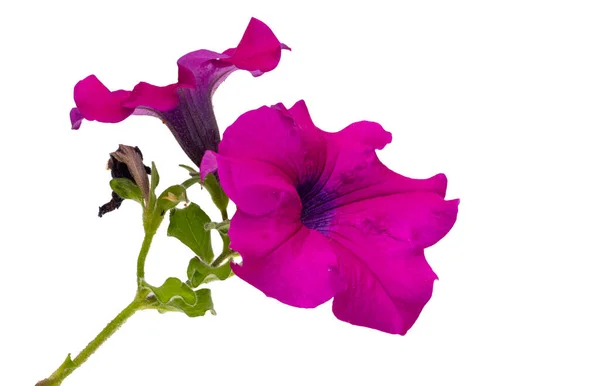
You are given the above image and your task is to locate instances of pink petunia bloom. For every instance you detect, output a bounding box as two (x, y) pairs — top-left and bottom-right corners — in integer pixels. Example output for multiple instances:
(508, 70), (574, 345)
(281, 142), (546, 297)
(201, 101), (459, 335)
(70, 18), (289, 167)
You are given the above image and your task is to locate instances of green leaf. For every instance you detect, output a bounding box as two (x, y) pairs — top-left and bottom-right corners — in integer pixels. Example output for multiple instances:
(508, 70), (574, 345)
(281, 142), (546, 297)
(179, 164), (199, 176)
(169, 288), (215, 317)
(150, 162), (160, 191)
(181, 177), (199, 189)
(146, 278), (216, 317)
(203, 173), (229, 215)
(157, 184), (188, 212)
(167, 203), (214, 263)
(146, 277), (196, 305)
(147, 162), (160, 212)
(187, 256), (232, 288)
(110, 178), (143, 204)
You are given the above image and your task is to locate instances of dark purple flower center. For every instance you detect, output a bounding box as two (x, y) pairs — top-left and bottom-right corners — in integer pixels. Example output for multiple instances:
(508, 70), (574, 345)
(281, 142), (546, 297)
(297, 177), (336, 234)
(157, 88), (221, 167)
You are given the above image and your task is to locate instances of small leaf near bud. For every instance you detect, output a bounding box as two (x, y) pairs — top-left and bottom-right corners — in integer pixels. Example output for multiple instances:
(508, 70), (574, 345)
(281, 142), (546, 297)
(157, 185), (188, 212)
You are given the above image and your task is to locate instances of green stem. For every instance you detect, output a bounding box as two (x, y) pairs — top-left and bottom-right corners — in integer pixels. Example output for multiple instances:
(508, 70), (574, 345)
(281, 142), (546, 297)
(211, 250), (239, 268)
(137, 231), (155, 281)
(36, 296), (151, 386)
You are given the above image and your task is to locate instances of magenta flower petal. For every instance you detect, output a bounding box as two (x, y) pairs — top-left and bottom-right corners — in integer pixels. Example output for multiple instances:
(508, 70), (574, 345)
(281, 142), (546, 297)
(123, 82), (182, 112)
(218, 103), (327, 181)
(199, 150), (218, 181)
(328, 194), (459, 334)
(231, 220), (340, 308)
(227, 17), (288, 73)
(212, 100), (459, 334)
(332, 247), (439, 335)
(71, 18), (289, 166)
(72, 75), (133, 125)
(215, 155), (298, 216)
(70, 107), (84, 130)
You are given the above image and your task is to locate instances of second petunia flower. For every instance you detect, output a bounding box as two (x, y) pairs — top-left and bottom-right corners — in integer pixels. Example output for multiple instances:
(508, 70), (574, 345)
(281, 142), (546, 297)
(70, 18), (289, 167)
(202, 101), (459, 335)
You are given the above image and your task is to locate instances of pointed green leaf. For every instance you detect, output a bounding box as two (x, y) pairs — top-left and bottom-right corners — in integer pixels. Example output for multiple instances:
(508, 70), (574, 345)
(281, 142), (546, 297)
(157, 184), (188, 211)
(146, 277), (196, 305)
(169, 288), (215, 317)
(181, 177), (199, 189)
(147, 162), (160, 212)
(167, 203), (214, 263)
(110, 178), (143, 204)
(150, 162), (160, 191)
(187, 257), (232, 288)
(203, 173), (229, 214)
(179, 164), (199, 176)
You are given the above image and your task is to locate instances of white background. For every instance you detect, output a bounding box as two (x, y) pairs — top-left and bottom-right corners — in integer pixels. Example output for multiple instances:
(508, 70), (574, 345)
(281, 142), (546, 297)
(1, 1), (599, 385)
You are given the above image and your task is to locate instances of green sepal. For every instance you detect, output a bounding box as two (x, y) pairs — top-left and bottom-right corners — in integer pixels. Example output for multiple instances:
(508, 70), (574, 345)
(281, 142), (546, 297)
(181, 177), (199, 189)
(179, 164), (199, 176)
(110, 178), (143, 204)
(157, 185), (188, 212)
(148, 162), (160, 209)
(187, 256), (232, 288)
(150, 162), (160, 192)
(203, 173), (229, 215)
(167, 203), (214, 263)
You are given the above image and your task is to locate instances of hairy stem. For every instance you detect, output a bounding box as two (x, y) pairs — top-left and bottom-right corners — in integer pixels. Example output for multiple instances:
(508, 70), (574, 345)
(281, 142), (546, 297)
(137, 231), (155, 281)
(36, 296), (151, 386)
(211, 250), (239, 268)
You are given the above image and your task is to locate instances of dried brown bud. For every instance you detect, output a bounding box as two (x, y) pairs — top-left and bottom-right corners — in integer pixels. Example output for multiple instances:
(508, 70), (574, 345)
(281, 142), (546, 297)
(99, 145), (151, 217)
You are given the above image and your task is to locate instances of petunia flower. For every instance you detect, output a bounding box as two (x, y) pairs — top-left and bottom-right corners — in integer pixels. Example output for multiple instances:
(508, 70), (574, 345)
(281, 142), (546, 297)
(70, 18), (289, 167)
(201, 101), (459, 335)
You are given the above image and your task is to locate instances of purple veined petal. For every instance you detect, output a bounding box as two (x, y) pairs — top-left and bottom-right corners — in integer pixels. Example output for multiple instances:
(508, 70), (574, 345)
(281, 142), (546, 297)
(231, 224), (340, 308)
(216, 153), (299, 216)
(325, 194), (458, 334)
(320, 120), (448, 201)
(214, 100), (459, 335)
(330, 194), (460, 250)
(228, 207), (302, 261)
(70, 108), (84, 130)
(331, 244), (438, 335)
(176, 50), (231, 88)
(199, 150), (218, 181)
(219, 102), (328, 184)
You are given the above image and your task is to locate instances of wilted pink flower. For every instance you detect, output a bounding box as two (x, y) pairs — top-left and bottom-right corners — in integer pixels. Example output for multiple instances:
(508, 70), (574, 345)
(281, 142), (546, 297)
(201, 101), (459, 335)
(70, 18), (289, 166)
